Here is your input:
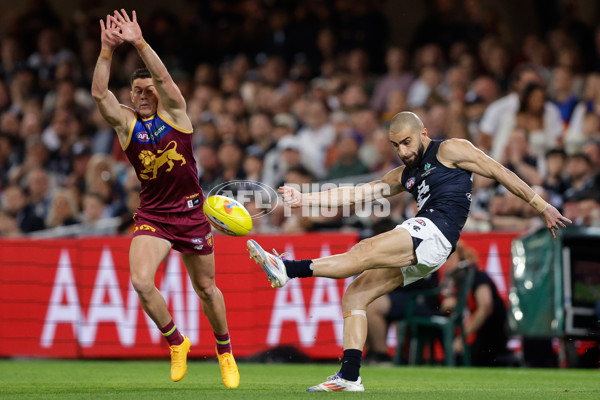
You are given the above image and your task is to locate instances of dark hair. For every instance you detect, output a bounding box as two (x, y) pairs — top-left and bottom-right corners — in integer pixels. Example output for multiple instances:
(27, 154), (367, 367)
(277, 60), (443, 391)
(130, 68), (152, 86)
(518, 82), (545, 114)
(545, 148), (567, 159)
(509, 63), (539, 89)
(568, 152), (591, 165)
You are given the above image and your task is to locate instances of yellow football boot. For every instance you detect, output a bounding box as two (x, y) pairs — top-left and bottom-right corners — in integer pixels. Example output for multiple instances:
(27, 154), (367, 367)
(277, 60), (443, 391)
(170, 336), (191, 382)
(216, 349), (240, 388)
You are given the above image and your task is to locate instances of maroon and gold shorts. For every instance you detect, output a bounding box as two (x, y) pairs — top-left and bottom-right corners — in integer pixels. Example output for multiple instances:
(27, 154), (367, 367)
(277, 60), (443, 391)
(132, 208), (214, 255)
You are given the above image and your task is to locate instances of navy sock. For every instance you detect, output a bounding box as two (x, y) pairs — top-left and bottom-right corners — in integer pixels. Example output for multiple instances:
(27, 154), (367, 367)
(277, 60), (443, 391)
(283, 259), (314, 278)
(339, 349), (362, 382)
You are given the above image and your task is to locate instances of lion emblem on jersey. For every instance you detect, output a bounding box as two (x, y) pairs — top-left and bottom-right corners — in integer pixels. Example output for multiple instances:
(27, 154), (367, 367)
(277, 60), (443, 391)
(139, 140), (186, 180)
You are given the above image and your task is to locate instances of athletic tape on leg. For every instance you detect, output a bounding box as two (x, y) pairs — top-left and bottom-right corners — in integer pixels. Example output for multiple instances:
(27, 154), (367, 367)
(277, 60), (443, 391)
(343, 309), (367, 319)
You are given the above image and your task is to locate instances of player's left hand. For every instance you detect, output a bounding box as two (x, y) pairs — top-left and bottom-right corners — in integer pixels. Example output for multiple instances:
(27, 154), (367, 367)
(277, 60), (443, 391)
(540, 204), (572, 239)
(99, 15), (123, 50)
(109, 9), (143, 45)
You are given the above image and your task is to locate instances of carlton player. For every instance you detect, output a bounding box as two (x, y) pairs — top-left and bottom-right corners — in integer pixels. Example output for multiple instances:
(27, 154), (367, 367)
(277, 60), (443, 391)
(91, 9), (239, 388)
(248, 111), (571, 391)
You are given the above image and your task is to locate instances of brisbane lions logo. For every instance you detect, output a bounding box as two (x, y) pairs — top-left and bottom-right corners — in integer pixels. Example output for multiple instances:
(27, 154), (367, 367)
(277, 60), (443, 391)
(139, 140), (186, 180)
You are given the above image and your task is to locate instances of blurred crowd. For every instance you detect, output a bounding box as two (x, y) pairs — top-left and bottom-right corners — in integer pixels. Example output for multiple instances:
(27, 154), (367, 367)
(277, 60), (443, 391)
(0, 0), (599, 238)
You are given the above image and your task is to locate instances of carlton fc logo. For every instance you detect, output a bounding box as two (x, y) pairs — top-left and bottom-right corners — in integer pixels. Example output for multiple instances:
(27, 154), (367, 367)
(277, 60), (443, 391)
(139, 140), (186, 180)
(405, 177), (416, 190)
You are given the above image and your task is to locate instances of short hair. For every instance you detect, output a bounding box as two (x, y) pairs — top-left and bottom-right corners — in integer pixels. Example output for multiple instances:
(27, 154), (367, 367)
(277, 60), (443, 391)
(545, 148), (567, 159)
(568, 152), (591, 165)
(389, 111), (424, 134)
(130, 68), (152, 86)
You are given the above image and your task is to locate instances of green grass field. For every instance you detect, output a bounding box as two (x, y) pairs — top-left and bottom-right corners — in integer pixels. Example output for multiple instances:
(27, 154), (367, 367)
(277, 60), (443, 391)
(0, 360), (598, 399)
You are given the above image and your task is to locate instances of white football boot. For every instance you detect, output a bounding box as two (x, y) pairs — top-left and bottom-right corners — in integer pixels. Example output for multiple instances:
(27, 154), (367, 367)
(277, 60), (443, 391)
(307, 373), (365, 392)
(247, 239), (290, 287)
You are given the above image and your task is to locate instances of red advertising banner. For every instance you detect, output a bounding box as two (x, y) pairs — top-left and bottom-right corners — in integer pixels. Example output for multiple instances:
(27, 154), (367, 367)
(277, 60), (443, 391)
(0, 231), (519, 359)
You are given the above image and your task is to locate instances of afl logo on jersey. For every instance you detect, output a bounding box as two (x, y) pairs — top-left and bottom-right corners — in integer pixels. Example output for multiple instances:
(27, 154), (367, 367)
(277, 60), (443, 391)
(137, 132), (150, 142)
(405, 177), (416, 190)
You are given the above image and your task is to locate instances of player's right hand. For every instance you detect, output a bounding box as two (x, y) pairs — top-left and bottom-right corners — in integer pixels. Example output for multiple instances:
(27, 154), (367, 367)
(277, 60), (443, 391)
(110, 9), (143, 45)
(278, 186), (303, 208)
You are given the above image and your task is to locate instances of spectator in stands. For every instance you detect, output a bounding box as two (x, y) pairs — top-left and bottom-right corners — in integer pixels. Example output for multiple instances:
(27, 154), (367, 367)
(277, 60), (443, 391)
(441, 241), (508, 366)
(488, 187), (543, 231)
(25, 167), (52, 221)
(78, 191), (115, 237)
(550, 66), (579, 126)
(564, 153), (595, 201)
(327, 131), (369, 180)
(243, 145), (264, 183)
(407, 66), (443, 108)
(45, 187), (79, 229)
(217, 139), (245, 183)
(492, 82), (560, 175)
(478, 64), (562, 154)
(117, 186), (141, 234)
(296, 99), (335, 179)
(1, 184), (45, 233)
(8, 137), (49, 187)
(370, 47), (414, 113)
(0, 133), (17, 188)
(196, 144), (222, 193)
(499, 127), (542, 187)
(371, 129), (401, 174)
(543, 148), (570, 212)
(0, 209), (20, 237)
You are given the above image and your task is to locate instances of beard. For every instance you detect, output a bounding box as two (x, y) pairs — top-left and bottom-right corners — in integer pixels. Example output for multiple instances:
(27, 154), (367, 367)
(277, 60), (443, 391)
(401, 141), (425, 168)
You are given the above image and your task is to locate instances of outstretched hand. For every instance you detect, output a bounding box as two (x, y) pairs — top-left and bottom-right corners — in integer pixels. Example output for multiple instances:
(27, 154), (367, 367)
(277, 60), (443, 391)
(278, 186), (304, 208)
(99, 15), (123, 50)
(540, 204), (572, 239)
(109, 9), (143, 45)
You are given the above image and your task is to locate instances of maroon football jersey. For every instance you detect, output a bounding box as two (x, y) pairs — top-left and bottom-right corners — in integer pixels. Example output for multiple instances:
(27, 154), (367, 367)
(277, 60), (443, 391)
(124, 111), (205, 216)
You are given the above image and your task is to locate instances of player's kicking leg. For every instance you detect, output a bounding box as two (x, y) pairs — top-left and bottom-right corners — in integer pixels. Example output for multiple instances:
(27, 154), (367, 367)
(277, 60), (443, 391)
(247, 227), (417, 284)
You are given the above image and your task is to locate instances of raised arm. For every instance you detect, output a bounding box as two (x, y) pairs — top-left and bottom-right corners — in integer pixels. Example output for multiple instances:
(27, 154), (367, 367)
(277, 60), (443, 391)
(279, 166), (406, 208)
(110, 9), (191, 130)
(91, 16), (133, 146)
(438, 139), (571, 238)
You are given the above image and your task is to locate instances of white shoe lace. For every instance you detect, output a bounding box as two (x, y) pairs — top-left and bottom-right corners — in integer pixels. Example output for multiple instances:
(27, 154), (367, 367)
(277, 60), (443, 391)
(272, 249), (289, 260)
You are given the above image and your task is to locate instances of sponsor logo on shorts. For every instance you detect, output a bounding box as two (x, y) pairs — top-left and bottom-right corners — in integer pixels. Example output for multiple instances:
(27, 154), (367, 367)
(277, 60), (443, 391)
(466, 192), (472, 201)
(191, 238), (203, 244)
(406, 177), (416, 190)
(194, 245), (204, 250)
(187, 197), (201, 208)
(415, 219), (426, 226)
(134, 224), (156, 232)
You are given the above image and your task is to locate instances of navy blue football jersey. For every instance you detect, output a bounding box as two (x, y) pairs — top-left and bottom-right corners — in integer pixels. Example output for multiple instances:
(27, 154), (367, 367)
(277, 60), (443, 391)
(401, 140), (472, 247)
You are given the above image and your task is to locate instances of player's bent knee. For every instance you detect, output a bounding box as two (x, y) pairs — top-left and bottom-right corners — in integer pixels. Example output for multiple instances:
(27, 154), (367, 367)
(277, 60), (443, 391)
(341, 288), (370, 311)
(191, 278), (217, 300)
(130, 275), (155, 295)
(347, 239), (374, 268)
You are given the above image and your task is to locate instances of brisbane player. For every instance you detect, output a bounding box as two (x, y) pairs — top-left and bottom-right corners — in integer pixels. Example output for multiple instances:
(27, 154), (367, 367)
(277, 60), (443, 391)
(91, 9), (239, 388)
